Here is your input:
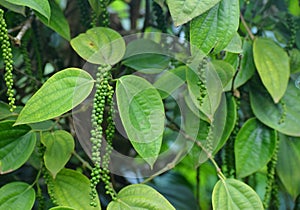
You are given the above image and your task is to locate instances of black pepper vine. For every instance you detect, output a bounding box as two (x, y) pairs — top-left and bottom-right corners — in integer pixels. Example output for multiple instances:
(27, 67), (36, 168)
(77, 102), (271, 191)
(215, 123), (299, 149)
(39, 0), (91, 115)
(197, 57), (208, 107)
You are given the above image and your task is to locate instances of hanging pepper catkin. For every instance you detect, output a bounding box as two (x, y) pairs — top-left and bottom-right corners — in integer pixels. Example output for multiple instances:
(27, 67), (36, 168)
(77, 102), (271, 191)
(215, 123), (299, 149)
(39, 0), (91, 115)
(0, 9), (15, 111)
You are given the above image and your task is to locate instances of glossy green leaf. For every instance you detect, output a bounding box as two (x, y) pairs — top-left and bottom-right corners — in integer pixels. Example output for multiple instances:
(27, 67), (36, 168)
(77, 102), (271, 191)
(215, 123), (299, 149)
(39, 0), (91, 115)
(42, 131), (75, 178)
(277, 134), (300, 200)
(50, 207), (75, 210)
(15, 68), (94, 125)
(0, 182), (35, 209)
(50, 168), (101, 209)
(70, 27), (125, 65)
(190, 0), (239, 54)
(5, 0), (50, 20)
(212, 178), (264, 210)
(235, 118), (276, 178)
(166, 0), (221, 26)
(0, 0), (25, 15)
(154, 66), (186, 99)
(0, 121), (36, 174)
(35, 1), (70, 40)
(186, 63), (223, 120)
(107, 184), (175, 210)
(212, 60), (235, 89)
(250, 78), (300, 137)
(224, 32), (243, 53)
(290, 48), (300, 73)
(116, 75), (165, 167)
(253, 38), (290, 103)
(29, 120), (55, 131)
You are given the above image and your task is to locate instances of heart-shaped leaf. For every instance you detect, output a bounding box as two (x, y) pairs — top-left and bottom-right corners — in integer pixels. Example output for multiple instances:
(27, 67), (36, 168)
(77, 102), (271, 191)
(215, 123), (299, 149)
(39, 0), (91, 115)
(116, 75), (165, 167)
(253, 38), (290, 103)
(70, 27), (125, 65)
(42, 131), (75, 178)
(15, 68), (94, 125)
(107, 184), (175, 210)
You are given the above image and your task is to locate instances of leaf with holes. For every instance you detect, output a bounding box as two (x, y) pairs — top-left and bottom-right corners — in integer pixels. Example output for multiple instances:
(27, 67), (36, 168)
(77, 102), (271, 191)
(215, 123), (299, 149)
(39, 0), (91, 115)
(42, 131), (75, 178)
(107, 184), (175, 210)
(212, 179), (264, 210)
(253, 38), (290, 103)
(116, 75), (165, 167)
(15, 68), (94, 125)
(0, 121), (36, 174)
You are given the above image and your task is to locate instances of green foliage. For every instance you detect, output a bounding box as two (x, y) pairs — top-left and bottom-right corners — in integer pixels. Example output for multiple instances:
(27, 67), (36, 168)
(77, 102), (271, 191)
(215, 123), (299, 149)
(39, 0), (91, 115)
(1, 0), (300, 209)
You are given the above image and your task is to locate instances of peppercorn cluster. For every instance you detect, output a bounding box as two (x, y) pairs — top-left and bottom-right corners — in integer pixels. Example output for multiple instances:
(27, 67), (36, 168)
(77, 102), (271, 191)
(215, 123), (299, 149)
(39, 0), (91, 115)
(0, 9), (15, 112)
(197, 57), (208, 107)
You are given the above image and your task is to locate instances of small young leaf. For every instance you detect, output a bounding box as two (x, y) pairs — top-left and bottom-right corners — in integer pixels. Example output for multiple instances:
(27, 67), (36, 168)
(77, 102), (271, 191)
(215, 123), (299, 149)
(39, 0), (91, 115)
(15, 68), (94, 125)
(166, 0), (221, 26)
(116, 75), (165, 167)
(42, 131), (75, 178)
(277, 134), (300, 200)
(107, 184), (175, 210)
(190, 0), (239, 55)
(0, 182), (35, 209)
(253, 38), (290, 103)
(0, 121), (36, 174)
(250, 78), (300, 137)
(235, 118), (276, 178)
(35, 0), (70, 40)
(212, 179), (264, 210)
(50, 169), (101, 210)
(4, 0), (50, 20)
(70, 27), (125, 65)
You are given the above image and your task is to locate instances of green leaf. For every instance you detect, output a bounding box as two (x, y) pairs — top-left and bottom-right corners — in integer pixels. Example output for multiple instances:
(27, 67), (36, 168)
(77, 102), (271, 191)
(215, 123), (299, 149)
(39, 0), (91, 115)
(50, 207), (76, 210)
(154, 66), (186, 99)
(70, 27), (125, 65)
(42, 131), (75, 178)
(212, 60), (235, 89)
(116, 75), (165, 167)
(235, 118), (276, 178)
(0, 121), (36, 174)
(35, 1), (70, 40)
(107, 184), (175, 210)
(4, 0), (50, 20)
(50, 168), (101, 210)
(250, 78), (300, 137)
(277, 134), (300, 200)
(166, 0), (221, 26)
(0, 0), (25, 15)
(253, 38), (290, 103)
(0, 101), (16, 120)
(186, 63), (223, 120)
(0, 182), (35, 209)
(15, 68), (94, 125)
(290, 48), (300, 73)
(154, 0), (165, 8)
(88, 0), (103, 16)
(288, 0), (300, 16)
(190, 0), (240, 55)
(212, 178), (264, 210)
(223, 32), (243, 53)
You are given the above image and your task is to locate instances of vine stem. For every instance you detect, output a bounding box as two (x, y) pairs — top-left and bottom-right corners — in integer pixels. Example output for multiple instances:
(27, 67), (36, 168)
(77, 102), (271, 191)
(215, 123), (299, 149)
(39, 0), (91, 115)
(240, 13), (255, 40)
(72, 150), (93, 170)
(12, 15), (34, 46)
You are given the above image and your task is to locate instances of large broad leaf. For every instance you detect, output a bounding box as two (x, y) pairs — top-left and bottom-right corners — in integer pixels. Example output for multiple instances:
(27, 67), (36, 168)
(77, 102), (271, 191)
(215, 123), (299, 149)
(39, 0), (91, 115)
(5, 0), (50, 20)
(235, 118), (276, 178)
(42, 131), (75, 178)
(15, 68), (94, 125)
(277, 134), (300, 200)
(190, 0), (239, 55)
(70, 27), (125, 65)
(107, 184), (175, 210)
(0, 121), (36, 174)
(0, 0), (25, 15)
(166, 0), (221, 26)
(35, 1), (70, 40)
(186, 63), (223, 121)
(253, 38), (290, 103)
(0, 182), (35, 209)
(116, 75), (165, 167)
(250, 78), (300, 137)
(50, 207), (76, 210)
(154, 66), (186, 99)
(50, 169), (101, 210)
(212, 178), (264, 210)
